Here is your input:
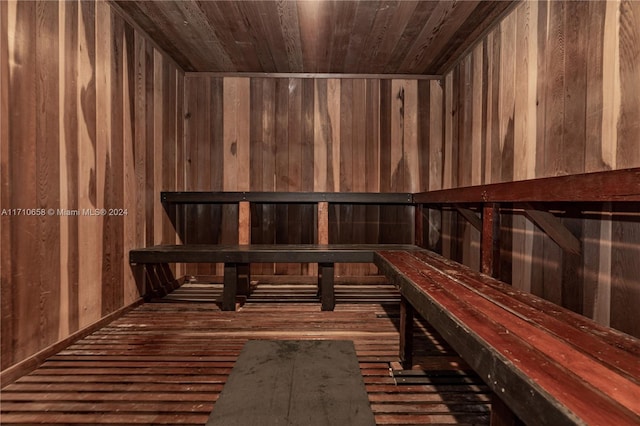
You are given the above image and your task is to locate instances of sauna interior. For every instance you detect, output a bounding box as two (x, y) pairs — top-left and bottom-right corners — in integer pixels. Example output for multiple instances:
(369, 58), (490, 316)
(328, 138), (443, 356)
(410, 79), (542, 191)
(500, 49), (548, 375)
(2, 0), (639, 425)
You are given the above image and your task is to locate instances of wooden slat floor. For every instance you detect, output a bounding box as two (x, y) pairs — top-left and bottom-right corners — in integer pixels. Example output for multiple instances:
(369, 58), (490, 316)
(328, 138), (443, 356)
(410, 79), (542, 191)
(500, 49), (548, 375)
(1, 279), (491, 425)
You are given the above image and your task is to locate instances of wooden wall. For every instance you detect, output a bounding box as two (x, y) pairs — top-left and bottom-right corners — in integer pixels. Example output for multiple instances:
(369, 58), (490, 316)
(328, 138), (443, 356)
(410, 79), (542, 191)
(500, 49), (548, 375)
(0, 0), (184, 370)
(4, 0), (637, 371)
(181, 76), (443, 276)
(435, 0), (640, 337)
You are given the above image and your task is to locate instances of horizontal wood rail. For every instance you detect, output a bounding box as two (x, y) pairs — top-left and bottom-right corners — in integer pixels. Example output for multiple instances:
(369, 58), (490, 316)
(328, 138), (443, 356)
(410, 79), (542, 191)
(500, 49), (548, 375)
(165, 168), (640, 206)
(130, 244), (420, 264)
(413, 168), (640, 203)
(162, 191), (413, 204)
(374, 249), (640, 426)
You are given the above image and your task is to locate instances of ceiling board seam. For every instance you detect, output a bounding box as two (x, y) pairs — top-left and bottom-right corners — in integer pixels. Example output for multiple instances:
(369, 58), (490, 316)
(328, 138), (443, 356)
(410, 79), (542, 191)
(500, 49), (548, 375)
(439, 0), (523, 78)
(107, 0), (186, 73)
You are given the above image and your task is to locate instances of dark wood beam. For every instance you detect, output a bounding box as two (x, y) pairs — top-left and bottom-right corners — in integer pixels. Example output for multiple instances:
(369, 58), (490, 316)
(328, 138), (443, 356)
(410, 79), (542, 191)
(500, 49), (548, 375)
(481, 203), (501, 277)
(413, 168), (640, 203)
(523, 204), (581, 255)
(129, 244), (423, 264)
(162, 191), (414, 204)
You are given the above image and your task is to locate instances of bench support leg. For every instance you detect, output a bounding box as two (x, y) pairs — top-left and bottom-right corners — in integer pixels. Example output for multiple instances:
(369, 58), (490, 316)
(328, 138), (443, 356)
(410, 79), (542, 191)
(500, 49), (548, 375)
(143, 263), (178, 300)
(482, 203), (501, 278)
(142, 265), (160, 300)
(159, 263), (181, 291)
(319, 263), (335, 311)
(400, 296), (414, 369)
(222, 263), (238, 311)
(490, 394), (523, 426)
(237, 263), (251, 296)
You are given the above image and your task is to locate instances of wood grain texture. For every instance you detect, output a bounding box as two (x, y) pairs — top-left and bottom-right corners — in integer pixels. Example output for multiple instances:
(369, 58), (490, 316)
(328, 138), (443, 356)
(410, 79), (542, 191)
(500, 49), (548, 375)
(0, 0), (12, 370)
(7, 0), (39, 365)
(1, 0), (184, 370)
(0, 294), (491, 425)
(114, 0), (515, 74)
(375, 249), (640, 426)
(238, 201), (251, 245)
(58, 0), (77, 338)
(611, 218), (640, 338)
(510, 2), (537, 294)
(317, 202), (329, 245)
(77, 0), (99, 329)
(36, 0), (62, 351)
(438, 0), (640, 337)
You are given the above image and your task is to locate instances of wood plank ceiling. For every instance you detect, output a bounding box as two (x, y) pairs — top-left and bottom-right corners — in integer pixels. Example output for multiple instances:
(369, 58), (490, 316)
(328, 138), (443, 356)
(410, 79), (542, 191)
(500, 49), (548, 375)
(113, 0), (516, 75)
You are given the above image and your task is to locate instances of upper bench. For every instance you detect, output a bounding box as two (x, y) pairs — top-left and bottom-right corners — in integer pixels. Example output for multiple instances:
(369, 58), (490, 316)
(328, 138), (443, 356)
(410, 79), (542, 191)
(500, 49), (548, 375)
(161, 191), (413, 204)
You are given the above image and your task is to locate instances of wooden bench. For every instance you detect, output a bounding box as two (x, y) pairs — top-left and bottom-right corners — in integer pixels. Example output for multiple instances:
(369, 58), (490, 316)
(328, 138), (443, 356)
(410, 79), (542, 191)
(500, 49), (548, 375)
(130, 190), (418, 310)
(374, 249), (640, 425)
(130, 243), (420, 311)
(206, 340), (376, 426)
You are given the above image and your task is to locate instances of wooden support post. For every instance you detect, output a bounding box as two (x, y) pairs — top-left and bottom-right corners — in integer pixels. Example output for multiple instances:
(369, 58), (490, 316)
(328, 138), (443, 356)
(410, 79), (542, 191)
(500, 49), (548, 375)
(399, 296), (414, 369)
(238, 201), (251, 245)
(237, 264), (251, 296)
(317, 202), (330, 297)
(414, 204), (424, 247)
(483, 204), (517, 425)
(222, 263), (238, 311)
(144, 264), (164, 300)
(319, 263), (335, 311)
(159, 263), (180, 291)
(317, 201), (329, 244)
(238, 202), (252, 296)
(481, 203), (501, 278)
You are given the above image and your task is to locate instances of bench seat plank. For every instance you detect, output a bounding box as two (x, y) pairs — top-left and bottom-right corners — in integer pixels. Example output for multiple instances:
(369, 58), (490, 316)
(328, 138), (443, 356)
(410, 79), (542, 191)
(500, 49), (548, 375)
(206, 340), (375, 426)
(130, 244), (420, 311)
(375, 250), (640, 426)
(130, 244), (421, 264)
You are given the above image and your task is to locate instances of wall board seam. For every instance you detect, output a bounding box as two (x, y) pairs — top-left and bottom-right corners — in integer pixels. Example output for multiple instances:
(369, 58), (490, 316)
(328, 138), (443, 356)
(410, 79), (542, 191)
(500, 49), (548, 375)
(106, 0), (186, 74)
(439, 0), (523, 78)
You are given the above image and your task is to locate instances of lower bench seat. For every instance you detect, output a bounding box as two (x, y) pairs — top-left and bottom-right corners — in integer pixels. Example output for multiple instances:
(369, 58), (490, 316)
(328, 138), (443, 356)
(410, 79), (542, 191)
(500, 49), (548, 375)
(129, 244), (420, 311)
(374, 249), (640, 426)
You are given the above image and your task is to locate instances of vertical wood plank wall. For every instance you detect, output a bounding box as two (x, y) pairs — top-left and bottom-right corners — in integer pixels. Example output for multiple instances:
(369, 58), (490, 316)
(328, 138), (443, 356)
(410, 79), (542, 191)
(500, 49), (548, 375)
(182, 76), (443, 277)
(437, 0), (640, 337)
(0, 0), (184, 370)
(3, 0), (639, 372)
